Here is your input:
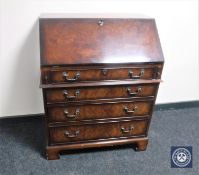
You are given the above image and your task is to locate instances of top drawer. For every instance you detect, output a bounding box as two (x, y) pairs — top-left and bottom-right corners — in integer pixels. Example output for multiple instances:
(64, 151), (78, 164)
(41, 65), (163, 84)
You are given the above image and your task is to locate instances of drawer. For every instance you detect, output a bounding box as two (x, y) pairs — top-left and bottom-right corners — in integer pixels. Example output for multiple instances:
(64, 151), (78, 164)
(49, 66), (156, 83)
(46, 83), (158, 103)
(49, 119), (148, 144)
(47, 100), (153, 123)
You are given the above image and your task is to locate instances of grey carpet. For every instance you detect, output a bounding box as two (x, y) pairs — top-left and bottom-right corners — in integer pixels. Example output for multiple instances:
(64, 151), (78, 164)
(0, 107), (199, 175)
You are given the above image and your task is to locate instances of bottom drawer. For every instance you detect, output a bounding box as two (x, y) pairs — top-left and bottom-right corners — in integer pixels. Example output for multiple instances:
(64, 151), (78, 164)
(49, 119), (148, 144)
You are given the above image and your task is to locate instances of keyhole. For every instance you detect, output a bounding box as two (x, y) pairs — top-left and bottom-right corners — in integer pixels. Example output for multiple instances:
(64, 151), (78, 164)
(98, 19), (104, 26)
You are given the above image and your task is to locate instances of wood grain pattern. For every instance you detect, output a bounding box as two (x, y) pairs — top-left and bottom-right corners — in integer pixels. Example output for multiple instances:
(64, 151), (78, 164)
(49, 119), (148, 144)
(41, 64), (163, 84)
(39, 18), (164, 65)
(45, 83), (158, 103)
(47, 100), (153, 123)
(50, 67), (154, 83)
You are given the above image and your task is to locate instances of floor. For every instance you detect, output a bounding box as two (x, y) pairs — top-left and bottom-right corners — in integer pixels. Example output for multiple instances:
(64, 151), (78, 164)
(0, 107), (198, 175)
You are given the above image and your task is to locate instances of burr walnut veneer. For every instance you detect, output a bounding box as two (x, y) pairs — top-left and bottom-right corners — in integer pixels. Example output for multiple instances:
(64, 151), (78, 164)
(39, 15), (164, 160)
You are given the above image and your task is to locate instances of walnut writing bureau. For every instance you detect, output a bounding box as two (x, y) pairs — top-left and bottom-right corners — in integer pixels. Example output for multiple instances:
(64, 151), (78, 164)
(39, 14), (164, 160)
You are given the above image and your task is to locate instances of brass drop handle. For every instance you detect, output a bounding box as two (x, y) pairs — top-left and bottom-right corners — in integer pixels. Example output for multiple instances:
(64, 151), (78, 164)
(129, 69), (145, 79)
(98, 19), (104, 26)
(64, 130), (79, 138)
(124, 106), (138, 114)
(121, 126), (134, 134)
(62, 71), (80, 81)
(127, 86), (142, 96)
(63, 90), (80, 99)
(64, 109), (80, 118)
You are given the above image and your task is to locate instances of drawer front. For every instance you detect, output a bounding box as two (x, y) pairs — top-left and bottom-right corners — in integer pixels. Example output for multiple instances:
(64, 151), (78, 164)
(46, 84), (158, 103)
(49, 119), (148, 144)
(50, 67), (155, 83)
(47, 100), (153, 123)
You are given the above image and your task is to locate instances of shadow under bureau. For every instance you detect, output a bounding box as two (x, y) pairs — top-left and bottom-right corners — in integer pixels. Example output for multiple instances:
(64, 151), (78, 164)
(39, 15), (164, 160)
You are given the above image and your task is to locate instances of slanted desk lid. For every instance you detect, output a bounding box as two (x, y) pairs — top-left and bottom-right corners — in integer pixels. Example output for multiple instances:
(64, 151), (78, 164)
(39, 16), (164, 65)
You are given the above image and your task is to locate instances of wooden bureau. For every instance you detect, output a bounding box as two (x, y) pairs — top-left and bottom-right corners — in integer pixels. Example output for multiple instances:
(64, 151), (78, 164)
(39, 15), (164, 160)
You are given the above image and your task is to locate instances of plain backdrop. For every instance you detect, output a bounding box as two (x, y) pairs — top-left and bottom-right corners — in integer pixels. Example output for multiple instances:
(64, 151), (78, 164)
(0, 0), (198, 117)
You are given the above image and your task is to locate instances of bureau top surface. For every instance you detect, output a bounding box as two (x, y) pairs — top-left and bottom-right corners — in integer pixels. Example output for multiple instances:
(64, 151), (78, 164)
(39, 17), (164, 65)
